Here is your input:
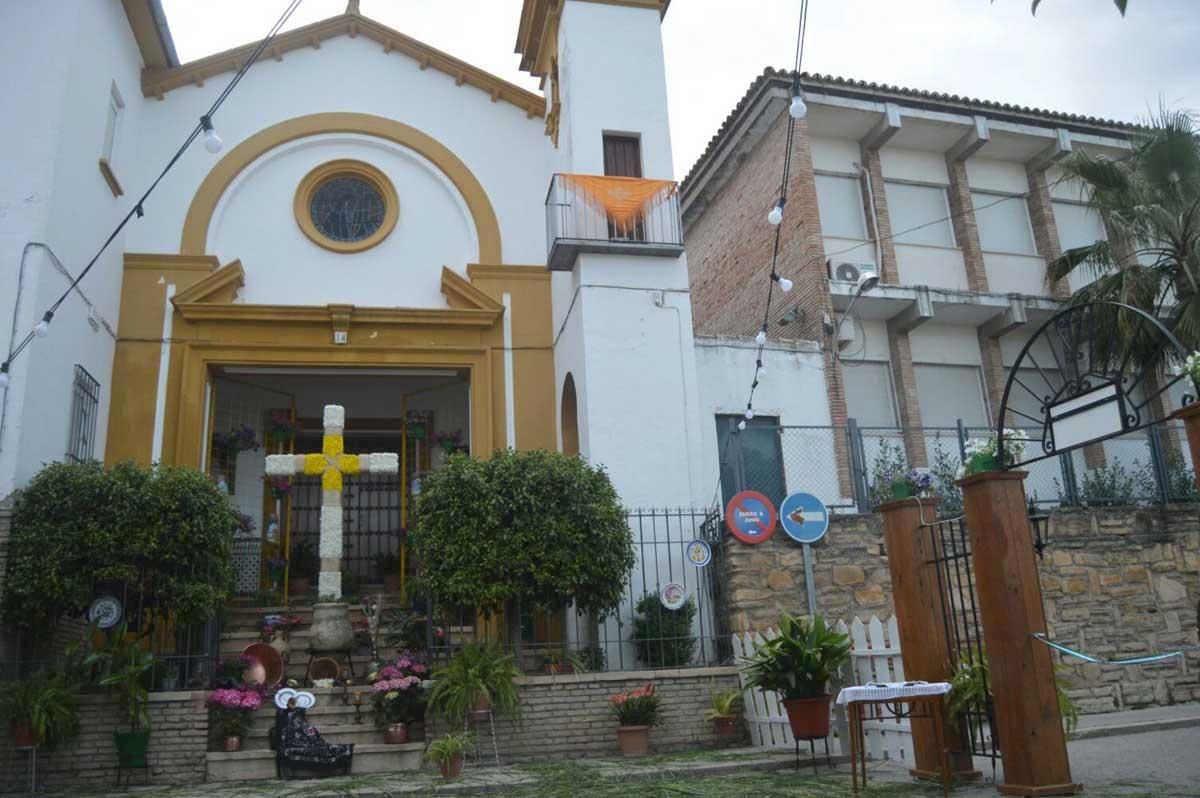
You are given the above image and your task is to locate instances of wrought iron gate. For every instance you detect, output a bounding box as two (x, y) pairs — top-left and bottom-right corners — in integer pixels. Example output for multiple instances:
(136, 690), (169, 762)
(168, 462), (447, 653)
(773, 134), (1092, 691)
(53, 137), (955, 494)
(290, 472), (403, 589)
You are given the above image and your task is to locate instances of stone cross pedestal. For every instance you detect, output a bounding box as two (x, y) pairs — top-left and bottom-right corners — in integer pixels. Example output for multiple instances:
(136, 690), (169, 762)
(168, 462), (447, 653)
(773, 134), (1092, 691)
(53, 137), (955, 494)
(265, 404), (399, 600)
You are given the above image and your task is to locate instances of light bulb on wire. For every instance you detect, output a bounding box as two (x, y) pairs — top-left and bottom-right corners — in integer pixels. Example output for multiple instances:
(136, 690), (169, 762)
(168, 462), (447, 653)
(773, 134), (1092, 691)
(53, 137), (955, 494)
(756, 359), (765, 378)
(755, 328), (767, 346)
(744, 407), (755, 420)
(737, 419), (747, 431)
(0, 366), (9, 390)
(33, 311), (52, 338)
(789, 94), (808, 120)
(774, 274), (793, 292)
(767, 204), (783, 226)
(200, 115), (223, 154)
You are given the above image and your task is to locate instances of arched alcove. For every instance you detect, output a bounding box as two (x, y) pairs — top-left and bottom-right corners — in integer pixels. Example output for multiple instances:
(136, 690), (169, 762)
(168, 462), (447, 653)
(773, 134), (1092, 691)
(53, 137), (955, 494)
(561, 373), (580, 457)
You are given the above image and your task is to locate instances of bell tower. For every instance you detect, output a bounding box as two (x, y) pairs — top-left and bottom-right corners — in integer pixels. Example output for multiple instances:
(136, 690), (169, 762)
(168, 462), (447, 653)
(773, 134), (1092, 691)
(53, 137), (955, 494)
(517, 0), (704, 510)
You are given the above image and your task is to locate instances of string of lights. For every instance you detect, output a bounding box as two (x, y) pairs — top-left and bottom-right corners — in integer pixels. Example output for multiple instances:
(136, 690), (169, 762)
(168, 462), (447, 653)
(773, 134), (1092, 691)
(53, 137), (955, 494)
(0, 0), (305, 390)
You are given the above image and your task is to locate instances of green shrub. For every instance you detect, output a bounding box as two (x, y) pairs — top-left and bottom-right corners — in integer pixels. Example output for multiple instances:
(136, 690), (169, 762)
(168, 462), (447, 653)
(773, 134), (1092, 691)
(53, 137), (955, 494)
(740, 613), (851, 700)
(867, 440), (908, 509)
(427, 643), (521, 721)
(1080, 460), (1138, 506)
(632, 593), (697, 668)
(410, 449), (635, 618)
(2, 461), (235, 630)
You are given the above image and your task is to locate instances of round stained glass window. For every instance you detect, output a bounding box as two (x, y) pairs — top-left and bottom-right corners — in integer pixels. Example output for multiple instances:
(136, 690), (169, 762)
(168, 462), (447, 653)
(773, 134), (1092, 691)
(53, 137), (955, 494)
(309, 176), (386, 243)
(294, 160), (399, 253)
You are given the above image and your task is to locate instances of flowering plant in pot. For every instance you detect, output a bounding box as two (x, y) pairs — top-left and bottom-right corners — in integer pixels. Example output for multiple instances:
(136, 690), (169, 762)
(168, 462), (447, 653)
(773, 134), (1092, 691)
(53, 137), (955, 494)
(426, 730), (473, 781)
(609, 682), (660, 757)
(740, 613), (850, 740)
(207, 687), (263, 751)
(961, 429), (1029, 476)
(704, 685), (742, 738)
(369, 651), (428, 743)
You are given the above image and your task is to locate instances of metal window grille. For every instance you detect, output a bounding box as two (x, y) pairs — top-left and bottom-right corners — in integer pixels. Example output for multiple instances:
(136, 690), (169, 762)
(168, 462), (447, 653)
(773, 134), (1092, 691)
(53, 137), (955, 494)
(66, 365), (100, 462)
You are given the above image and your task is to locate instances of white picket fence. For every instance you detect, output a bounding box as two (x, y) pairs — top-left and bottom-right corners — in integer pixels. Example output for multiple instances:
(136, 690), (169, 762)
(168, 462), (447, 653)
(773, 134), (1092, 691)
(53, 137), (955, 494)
(731, 615), (913, 763)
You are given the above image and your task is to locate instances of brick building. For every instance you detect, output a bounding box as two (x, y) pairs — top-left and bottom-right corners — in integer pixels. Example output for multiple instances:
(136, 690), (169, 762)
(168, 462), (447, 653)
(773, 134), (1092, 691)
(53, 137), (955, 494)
(683, 70), (1188, 508)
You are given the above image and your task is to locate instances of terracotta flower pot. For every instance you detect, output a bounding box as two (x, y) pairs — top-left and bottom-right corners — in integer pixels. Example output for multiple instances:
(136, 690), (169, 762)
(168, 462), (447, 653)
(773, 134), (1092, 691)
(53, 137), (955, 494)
(711, 714), (739, 738)
(383, 723), (408, 744)
(544, 663), (575, 675)
(223, 735), (242, 752)
(782, 695), (832, 739)
(10, 722), (39, 748)
(439, 754), (464, 781)
(616, 724), (650, 758)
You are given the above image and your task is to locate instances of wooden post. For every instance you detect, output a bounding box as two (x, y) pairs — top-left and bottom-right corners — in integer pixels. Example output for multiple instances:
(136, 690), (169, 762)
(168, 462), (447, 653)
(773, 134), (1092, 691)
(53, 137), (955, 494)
(878, 499), (979, 781)
(1172, 403), (1200, 493)
(959, 472), (1079, 797)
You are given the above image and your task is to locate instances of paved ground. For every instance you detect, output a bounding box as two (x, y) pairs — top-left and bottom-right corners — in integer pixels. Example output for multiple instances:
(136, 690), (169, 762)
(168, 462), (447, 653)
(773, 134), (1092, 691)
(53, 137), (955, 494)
(14, 706), (1198, 798)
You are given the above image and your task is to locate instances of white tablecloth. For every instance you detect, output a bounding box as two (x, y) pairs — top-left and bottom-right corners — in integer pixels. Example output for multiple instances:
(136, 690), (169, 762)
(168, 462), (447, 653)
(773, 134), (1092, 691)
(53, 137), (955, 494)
(836, 681), (951, 704)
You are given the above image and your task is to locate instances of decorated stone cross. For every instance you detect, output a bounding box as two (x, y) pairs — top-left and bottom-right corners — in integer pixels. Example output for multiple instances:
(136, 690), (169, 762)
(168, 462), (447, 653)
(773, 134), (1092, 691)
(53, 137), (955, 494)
(265, 405), (399, 600)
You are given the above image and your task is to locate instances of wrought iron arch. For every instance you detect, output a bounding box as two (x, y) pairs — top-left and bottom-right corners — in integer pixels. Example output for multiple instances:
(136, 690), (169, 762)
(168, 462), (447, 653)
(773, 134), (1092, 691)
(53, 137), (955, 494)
(996, 301), (1192, 468)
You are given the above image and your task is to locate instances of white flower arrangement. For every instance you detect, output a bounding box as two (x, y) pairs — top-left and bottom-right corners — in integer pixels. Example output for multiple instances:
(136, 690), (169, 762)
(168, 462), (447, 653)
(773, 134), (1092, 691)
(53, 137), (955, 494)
(1184, 352), (1200, 386)
(962, 428), (1031, 474)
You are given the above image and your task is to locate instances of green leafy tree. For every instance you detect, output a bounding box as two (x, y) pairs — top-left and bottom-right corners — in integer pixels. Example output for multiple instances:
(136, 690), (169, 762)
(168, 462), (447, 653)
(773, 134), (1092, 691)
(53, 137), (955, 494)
(409, 449), (635, 618)
(632, 593), (697, 668)
(1045, 110), (1200, 374)
(2, 460), (236, 631)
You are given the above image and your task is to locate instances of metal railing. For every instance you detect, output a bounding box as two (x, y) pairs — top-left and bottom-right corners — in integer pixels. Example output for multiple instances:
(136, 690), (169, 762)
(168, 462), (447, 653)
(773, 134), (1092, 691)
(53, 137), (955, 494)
(420, 507), (730, 673)
(721, 418), (1198, 515)
(544, 173), (683, 270)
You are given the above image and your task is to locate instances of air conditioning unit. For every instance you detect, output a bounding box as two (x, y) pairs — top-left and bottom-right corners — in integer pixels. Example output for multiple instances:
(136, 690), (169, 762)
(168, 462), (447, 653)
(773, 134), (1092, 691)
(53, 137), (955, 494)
(829, 261), (875, 283)
(836, 314), (858, 348)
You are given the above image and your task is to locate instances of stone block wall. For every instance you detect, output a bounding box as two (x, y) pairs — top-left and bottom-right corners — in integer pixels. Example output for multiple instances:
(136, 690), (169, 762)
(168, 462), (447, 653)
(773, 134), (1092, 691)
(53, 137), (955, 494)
(722, 511), (894, 633)
(0, 691), (208, 789)
(429, 667), (743, 760)
(722, 504), (1199, 714)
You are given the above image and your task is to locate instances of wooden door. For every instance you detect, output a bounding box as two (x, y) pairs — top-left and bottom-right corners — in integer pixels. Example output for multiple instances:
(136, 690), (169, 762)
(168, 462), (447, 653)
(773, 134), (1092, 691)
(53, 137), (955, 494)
(603, 135), (646, 241)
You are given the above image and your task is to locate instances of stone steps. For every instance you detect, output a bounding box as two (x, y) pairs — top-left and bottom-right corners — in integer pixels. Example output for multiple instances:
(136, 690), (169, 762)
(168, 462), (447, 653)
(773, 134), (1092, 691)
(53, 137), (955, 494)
(239, 722), (390, 750)
(205, 742), (425, 781)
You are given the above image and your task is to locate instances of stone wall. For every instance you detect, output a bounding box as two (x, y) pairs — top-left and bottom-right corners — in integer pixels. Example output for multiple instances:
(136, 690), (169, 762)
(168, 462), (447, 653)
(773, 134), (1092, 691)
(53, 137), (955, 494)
(722, 505), (1200, 713)
(0, 691), (208, 789)
(430, 666), (744, 761)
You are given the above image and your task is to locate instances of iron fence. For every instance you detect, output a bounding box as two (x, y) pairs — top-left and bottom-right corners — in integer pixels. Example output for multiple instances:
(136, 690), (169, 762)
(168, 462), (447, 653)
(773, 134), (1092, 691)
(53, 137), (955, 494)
(290, 473), (402, 591)
(730, 418), (1199, 515)
(421, 507), (730, 673)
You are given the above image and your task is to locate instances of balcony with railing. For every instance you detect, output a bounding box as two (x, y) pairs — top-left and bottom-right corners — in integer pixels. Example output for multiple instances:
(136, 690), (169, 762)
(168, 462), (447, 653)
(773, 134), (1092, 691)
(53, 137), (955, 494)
(544, 173), (684, 270)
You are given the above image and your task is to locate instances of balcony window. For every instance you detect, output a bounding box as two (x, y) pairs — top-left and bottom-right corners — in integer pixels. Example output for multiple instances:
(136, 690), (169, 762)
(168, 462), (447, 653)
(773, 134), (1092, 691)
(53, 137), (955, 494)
(972, 191), (1036, 255)
(842, 360), (899, 427)
(885, 182), (956, 247)
(544, 173), (683, 270)
(914, 364), (989, 427)
(815, 174), (868, 240)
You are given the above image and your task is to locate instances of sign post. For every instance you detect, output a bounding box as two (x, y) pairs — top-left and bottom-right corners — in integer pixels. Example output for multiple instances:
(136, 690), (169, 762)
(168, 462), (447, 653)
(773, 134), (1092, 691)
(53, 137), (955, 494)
(779, 492), (828, 616)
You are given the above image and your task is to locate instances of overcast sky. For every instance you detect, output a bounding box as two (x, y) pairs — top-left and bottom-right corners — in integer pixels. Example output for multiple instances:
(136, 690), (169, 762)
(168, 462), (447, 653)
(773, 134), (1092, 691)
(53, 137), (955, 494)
(162, 0), (1199, 178)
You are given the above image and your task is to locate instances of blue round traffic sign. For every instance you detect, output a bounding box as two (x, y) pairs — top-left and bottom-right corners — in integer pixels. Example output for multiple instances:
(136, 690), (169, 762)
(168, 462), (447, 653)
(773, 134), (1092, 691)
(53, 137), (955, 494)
(779, 492), (829, 544)
(725, 490), (777, 545)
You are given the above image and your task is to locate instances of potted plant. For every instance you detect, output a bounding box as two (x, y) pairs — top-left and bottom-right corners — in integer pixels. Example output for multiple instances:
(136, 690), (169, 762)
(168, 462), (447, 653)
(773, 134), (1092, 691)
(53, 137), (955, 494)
(609, 682), (660, 757)
(962, 429), (1029, 475)
(427, 643), (521, 725)
(741, 613), (850, 740)
(425, 730), (473, 781)
(289, 539), (318, 597)
(207, 687), (263, 751)
(99, 635), (156, 769)
(705, 686), (742, 738)
(946, 649), (1078, 749)
(541, 647), (585, 675)
(369, 651), (428, 744)
(0, 672), (80, 749)
(374, 551), (402, 594)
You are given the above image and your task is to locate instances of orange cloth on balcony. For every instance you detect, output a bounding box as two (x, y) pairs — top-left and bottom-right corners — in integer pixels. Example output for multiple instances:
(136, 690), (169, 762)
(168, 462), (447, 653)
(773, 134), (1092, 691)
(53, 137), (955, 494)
(560, 174), (676, 229)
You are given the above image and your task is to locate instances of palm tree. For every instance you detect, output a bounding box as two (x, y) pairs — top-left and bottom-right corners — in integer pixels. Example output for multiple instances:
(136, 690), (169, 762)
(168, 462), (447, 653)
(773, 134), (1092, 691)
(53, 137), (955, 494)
(1046, 108), (1200, 377)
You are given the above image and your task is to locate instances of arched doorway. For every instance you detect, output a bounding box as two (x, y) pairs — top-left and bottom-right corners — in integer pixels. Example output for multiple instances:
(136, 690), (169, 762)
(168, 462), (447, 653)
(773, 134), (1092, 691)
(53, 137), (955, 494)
(561, 373), (580, 456)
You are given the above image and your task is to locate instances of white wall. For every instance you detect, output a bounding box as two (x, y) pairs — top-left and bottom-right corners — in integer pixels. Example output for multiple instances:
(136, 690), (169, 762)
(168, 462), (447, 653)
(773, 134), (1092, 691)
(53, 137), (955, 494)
(211, 133), (476, 307)
(0, 1), (146, 497)
(124, 35), (550, 266)
(555, 1), (675, 178)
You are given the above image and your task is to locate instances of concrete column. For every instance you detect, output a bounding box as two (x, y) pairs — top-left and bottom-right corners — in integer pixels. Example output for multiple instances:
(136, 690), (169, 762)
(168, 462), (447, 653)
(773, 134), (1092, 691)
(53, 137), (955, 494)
(887, 328), (927, 467)
(978, 333), (1006, 425)
(1171, 402), (1200, 493)
(959, 471), (1079, 796)
(878, 499), (979, 781)
(944, 158), (990, 294)
(1025, 168), (1071, 300)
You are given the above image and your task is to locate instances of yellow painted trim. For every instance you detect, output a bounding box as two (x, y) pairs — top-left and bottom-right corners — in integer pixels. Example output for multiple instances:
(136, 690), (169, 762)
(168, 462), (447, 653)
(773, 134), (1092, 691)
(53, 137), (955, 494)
(121, 0), (172, 70)
(181, 112), (503, 264)
(467, 264), (552, 282)
(172, 301), (501, 328)
(98, 158), (124, 197)
(171, 260), (245, 305)
(293, 159), (399, 254)
(124, 253), (220, 272)
(142, 12), (544, 118)
(441, 267), (505, 311)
